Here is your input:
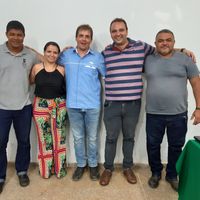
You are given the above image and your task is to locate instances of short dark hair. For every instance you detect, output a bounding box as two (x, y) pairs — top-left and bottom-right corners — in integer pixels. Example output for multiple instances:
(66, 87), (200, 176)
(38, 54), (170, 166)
(110, 18), (128, 31)
(75, 24), (93, 40)
(156, 29), (175, 40)
(44, 41), (60, 53)
(6, 20), (25, 35)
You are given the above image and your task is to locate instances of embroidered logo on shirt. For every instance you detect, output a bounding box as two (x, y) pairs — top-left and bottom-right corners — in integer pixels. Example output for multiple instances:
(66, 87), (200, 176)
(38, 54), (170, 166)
(84, 61), (96, 69)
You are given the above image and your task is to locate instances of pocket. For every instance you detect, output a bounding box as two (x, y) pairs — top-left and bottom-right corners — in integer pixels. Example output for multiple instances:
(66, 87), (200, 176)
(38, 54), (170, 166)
(134, 99), (141, 106)
(181, 115), (188, 123)
(104, 100), (112, 108)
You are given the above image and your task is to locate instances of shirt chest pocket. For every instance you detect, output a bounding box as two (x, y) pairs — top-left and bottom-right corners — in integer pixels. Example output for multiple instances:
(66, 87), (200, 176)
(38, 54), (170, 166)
(81, 63), (98, 76)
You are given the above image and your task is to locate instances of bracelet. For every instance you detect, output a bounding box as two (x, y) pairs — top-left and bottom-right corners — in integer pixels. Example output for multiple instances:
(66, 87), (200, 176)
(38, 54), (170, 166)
(180, 48), (185, 52)
(196, 107), (200, 110)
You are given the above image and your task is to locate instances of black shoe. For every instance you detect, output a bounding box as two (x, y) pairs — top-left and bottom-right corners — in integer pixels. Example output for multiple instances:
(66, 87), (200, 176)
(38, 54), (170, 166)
(72, 167), (85, 181)
(89, 167), (100, 181)
(148, 175), (161, 188)
(0, 182), (5, 193)
(165, 177), (179, 192)
(18, 174), (30, 187)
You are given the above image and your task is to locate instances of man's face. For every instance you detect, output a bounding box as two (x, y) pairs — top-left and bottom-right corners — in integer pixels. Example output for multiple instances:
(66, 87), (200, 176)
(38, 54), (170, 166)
(155, 32), (175, 57)
(6, 29), (25, 49)
(76, 29), (92, 52)
(110, 21), (128, 46)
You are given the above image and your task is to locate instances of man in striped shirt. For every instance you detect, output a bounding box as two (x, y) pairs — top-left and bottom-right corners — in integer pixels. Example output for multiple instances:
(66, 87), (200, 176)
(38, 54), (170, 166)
(99, 18), (154, 186)
(99, 18), (194, 186)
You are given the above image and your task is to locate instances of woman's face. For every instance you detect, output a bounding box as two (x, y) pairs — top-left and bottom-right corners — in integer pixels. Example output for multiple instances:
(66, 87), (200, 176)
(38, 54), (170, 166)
(44, 45), (59, 63)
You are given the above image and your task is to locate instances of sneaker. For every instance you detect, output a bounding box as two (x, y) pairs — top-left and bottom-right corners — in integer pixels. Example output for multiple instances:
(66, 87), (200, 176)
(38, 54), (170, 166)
(89, 167), (100, 181)
(72, 167), (85, 181)
(165, 176), (179, 192)
(18, 174), (30, 187)
(148, 175), (161, 188)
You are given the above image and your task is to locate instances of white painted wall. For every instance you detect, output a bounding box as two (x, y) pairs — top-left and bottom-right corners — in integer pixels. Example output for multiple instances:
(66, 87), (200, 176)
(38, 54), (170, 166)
(0, 0), (200, 164)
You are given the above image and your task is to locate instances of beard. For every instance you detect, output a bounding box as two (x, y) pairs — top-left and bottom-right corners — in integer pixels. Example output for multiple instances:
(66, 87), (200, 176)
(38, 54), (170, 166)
(158, 47), (173, 56)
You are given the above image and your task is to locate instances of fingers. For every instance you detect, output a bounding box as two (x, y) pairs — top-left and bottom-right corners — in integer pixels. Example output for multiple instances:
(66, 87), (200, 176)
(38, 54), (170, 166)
(191, 111), (200, 125)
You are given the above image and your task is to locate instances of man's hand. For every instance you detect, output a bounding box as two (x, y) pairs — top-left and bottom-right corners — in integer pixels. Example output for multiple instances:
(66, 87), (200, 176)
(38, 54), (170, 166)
(62, 46), (73, 51)
(191, 109), (200, 125)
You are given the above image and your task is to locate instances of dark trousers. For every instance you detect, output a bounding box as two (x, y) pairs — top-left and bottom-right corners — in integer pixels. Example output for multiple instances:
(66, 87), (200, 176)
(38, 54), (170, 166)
(103, 100), (141, 171)
(0, 105), (32, 180)
(146, 112), (187, 179)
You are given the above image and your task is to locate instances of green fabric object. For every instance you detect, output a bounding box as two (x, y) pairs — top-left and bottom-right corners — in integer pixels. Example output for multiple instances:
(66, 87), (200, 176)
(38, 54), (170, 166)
(176, 140), (200, 200)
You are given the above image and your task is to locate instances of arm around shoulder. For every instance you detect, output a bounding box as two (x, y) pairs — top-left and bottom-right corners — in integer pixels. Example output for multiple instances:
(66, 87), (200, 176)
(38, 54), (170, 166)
(57, 65), (65, 76)
(174, 48), (196, 63)
(25, 46), (44, 62)
(29, 63), (43, 84)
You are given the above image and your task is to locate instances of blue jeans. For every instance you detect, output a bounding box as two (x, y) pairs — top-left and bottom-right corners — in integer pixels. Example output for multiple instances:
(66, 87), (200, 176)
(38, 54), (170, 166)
(146, 112), (187, 179)
(0, 105), (32, 181)
(103, 100), (141, 171)
(67, 108), (100, 167)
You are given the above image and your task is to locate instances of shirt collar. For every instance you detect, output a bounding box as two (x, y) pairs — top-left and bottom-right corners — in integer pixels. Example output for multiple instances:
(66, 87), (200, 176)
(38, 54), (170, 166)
(111, 38), (135, 51)
(73, 47), (94, 56)
(3, 42), (27, 56)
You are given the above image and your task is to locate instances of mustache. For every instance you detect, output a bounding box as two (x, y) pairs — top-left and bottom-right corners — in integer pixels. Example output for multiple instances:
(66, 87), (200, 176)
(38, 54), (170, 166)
(161, 45), (169, 47)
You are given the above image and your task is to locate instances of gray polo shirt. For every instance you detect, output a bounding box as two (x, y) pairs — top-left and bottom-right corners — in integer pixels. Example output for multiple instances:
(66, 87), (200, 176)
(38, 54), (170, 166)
(0, 43), (38, 110)
(144, 51), (199, 115)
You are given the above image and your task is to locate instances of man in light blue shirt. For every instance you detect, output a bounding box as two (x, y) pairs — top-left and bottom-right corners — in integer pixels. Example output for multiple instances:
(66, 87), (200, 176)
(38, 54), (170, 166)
(58, 24), (105, 181)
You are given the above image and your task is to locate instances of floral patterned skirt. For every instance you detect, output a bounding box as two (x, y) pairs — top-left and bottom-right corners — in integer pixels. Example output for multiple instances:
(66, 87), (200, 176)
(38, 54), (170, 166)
(33, 96), (67, 178)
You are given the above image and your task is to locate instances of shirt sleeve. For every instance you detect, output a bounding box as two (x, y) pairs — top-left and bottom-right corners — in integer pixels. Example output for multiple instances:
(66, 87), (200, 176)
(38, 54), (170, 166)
(185, 56), (200, 78)
(142, 41), (155, 57)
(97, 53), (106, 78)
(57, 51), (66, 66)
(33, 52), (40, 64)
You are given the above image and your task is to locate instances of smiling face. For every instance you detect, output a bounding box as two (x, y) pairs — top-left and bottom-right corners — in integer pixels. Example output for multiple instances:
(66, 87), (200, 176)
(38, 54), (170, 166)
(155, 32), (175, 57)
(76, 29), (92, 54)
(6, 28), (25, 52)
(44, 45), (60, 64)
(110, 21), (128, 49)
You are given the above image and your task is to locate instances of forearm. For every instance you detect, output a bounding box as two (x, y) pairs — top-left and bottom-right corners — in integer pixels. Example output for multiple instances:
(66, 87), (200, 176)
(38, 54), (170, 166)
(190, 76), (200, 125)
(29, 66), (36, 85)
(174, 48), (184, 52)
(25, 46), (44, 62)
(192, 81), (200, 108)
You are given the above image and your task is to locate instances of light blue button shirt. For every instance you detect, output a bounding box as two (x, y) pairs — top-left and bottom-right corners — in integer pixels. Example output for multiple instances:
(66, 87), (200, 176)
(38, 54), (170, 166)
(58, 48), (106, 109)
